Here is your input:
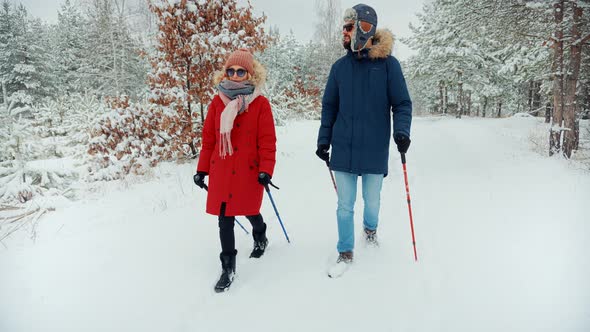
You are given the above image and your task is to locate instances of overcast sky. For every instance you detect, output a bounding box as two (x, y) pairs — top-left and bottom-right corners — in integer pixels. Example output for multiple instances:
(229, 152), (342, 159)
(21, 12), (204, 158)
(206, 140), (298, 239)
(15, 0), (427, 60)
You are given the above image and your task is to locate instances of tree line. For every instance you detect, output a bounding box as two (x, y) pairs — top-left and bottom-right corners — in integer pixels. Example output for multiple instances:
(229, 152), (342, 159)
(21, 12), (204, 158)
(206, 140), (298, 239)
(404, 0), (590, 158)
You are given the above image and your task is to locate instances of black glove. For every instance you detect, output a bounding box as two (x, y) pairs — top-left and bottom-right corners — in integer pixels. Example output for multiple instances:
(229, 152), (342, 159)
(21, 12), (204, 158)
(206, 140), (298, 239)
(394, 134), (411, 154)
(258, 172), (271, 186)
(193, 171), (208, 189)
(315, 144), (330, 166)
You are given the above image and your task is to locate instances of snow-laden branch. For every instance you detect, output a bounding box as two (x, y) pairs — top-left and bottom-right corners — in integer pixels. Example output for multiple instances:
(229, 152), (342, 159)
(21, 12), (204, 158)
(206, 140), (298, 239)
(575, 33), (590, 46)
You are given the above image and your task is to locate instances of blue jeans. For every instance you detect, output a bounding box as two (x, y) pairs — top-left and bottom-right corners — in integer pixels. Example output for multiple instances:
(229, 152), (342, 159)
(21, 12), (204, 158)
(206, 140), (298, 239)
(334, 171), (384, 253)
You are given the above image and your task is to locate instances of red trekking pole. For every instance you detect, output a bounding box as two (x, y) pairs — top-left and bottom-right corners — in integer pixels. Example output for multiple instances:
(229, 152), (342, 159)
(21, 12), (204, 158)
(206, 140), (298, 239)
(328, 167), (337, 193)
(401, 153), (418, 261)
(322, 158), (337, 193)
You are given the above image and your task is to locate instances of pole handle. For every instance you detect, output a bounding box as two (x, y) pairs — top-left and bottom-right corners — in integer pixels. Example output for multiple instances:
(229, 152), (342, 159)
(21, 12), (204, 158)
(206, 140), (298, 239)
(401, 152), (406, 164)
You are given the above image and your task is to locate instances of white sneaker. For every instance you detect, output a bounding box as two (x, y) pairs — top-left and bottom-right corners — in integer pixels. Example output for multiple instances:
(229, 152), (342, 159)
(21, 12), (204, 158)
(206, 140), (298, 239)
(327, 252), (353, 278)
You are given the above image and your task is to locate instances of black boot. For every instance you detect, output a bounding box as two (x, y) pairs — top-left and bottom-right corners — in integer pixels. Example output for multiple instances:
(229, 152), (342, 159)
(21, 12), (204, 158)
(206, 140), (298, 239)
(250, 223), (268, 258)
(214, 249), (236, 293)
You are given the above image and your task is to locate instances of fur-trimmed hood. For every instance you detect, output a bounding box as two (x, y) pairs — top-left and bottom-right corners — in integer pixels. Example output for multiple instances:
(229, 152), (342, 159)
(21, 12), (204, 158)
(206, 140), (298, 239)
(212, 59), (267, 88)
(318, 26), (411, 175)
(368, 29), (394, 60)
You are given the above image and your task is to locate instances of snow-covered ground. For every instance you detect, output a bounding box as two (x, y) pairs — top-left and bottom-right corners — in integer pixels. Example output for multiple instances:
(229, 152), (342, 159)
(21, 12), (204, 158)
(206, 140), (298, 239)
(1, 116), (589, 332)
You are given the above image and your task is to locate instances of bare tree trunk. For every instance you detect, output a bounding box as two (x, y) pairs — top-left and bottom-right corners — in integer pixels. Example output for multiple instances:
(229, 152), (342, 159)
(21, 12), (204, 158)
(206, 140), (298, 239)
(457, 70), (463, 118)
(1, 80), (16, 115)
(483, 96), (487, 118)
(186, 62), (191, 117)
(527, 80), (535, 114)
(562, 1), (583, 158)
(2, 80), (7, 111)
(467, 90), (472, 116)
(444, 85), (448, 114)
(532, 81), (542, 116)
(550, 0), (565, 156)
(186, 61), (196, 157)
(109, 3), (120, 95)
(497, 100), (502, 118)
(574, 116), (580, 150)
(200, 103), (205, 125)
(315, 0), (342, 47)
(546, 102), (552, 123)
(116, 0), (126, 95)
(439, 81), (444, 114)
(583, 81), (590, 119)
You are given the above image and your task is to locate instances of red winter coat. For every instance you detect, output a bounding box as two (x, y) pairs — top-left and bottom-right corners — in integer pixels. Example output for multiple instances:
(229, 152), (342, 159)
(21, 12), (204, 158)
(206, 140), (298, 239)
(196, 93), (276, 217)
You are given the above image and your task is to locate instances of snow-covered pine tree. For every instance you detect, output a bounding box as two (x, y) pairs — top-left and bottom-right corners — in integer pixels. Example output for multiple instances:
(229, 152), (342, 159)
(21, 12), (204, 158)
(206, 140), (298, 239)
(258, 29), (321, 122)
(409, 0), (518, 117)
(25, 17), (54, 100)
(0, 1), (83, 205)
(258, 30), (299, 101)
(0, 100), (82, 205)
(404, 0), (569, 122)
(404, 2), (453, 115)
(0, 0), (14, 109)
(0, 115), (36, 204)
(0, 93), (103, 205)
(259, 30), (321, 121)
(50, 0), (87, 96)
(80, 0), (147, 98)
(406, 0), (589, 158)
(34, 93), (105, 160)
(147, 0), (269, 159)
(295, 40), (323, 110)
(0, 2), (51, 108)
(125, 0), (159, 49)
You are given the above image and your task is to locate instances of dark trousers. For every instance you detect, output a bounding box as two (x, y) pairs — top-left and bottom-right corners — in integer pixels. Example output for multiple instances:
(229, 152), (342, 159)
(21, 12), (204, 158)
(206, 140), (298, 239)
(218, 203), (265, 254)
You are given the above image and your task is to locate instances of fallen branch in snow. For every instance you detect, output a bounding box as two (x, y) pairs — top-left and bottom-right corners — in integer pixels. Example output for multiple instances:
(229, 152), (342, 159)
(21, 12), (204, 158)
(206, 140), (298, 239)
(0, 216), (31, 244)
(0, 204), (21, 211)
(0, 205), (54, 244)
(525, 106), (546, 115)
(1, 206), (39, 224)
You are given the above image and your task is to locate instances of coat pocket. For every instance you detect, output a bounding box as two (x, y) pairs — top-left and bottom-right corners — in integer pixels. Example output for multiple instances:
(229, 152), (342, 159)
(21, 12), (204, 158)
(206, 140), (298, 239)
(248, 154), (259, 173)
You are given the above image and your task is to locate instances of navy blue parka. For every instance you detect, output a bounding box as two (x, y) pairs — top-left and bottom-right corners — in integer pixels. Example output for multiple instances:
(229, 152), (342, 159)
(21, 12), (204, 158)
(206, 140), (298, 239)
(317, 29), (412, 175)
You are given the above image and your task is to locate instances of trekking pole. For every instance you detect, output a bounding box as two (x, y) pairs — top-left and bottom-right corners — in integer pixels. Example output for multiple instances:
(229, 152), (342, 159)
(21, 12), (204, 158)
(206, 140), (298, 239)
(400, 153), (418, 261)
(262, 181), (290, 243)
(323, 159), (337, 193)
(328, 167), (337, 193)
(203, 184), (249, 235)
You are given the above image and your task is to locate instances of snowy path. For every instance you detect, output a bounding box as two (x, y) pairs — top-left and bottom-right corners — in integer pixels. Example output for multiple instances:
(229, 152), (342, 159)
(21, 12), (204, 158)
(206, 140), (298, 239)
(1, 117), (589, 332)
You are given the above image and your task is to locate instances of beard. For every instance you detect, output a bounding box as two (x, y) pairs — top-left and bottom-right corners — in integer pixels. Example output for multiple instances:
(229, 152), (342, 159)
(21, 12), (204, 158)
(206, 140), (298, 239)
(343, 37), (351, 51)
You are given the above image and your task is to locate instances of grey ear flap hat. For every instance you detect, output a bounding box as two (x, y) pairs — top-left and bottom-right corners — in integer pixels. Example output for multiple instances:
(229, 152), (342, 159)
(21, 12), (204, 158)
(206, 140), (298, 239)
(344, 4), (377, 52)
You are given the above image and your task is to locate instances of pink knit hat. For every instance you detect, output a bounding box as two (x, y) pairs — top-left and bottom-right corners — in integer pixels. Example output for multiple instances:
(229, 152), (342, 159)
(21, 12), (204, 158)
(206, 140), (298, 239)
(224, 48), (254, 74)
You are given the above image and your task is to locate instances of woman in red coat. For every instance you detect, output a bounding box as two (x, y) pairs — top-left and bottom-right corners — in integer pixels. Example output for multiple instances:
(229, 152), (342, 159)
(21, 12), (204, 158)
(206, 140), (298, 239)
(193, 49), (276, 293)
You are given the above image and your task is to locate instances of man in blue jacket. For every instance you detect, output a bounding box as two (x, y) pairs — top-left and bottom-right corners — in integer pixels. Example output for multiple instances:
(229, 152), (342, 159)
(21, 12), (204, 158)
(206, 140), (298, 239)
(316, 3), (412, 277)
